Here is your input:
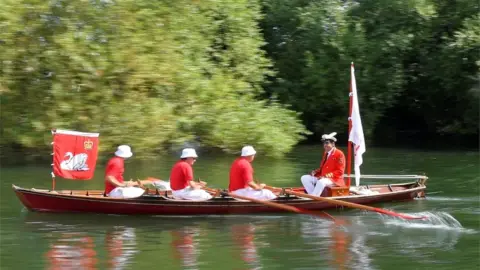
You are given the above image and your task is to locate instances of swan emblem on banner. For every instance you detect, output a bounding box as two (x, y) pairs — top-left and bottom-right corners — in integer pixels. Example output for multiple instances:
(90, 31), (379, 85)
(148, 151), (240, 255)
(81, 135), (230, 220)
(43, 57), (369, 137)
(60, 152), (89, 171)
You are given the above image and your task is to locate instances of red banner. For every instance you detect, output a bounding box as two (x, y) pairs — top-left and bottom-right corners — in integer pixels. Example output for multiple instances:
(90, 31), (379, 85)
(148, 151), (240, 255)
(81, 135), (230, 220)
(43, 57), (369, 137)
(52, 129), (99, 180)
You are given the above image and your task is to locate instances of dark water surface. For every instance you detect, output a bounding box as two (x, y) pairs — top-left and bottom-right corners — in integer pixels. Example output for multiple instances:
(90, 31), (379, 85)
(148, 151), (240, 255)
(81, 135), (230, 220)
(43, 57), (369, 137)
(1, 146), (479, 269)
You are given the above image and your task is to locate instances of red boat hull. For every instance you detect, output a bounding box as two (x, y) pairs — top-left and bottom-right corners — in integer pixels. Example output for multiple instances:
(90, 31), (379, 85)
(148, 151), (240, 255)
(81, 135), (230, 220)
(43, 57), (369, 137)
(13, 183), (426, 215)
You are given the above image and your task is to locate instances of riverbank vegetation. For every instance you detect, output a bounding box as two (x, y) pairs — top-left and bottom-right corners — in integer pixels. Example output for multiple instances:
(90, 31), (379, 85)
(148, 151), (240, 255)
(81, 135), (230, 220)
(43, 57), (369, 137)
(1, 0), (478, 164)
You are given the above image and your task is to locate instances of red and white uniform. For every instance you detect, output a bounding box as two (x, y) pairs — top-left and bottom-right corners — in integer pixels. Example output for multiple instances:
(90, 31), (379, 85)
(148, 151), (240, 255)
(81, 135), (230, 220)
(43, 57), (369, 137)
(105, 157), (124, 195)
(104, 157), (144, 198)
(170, 160), (212, 201)
(301, 147), (346, 196)
(229, 158), (276, 200)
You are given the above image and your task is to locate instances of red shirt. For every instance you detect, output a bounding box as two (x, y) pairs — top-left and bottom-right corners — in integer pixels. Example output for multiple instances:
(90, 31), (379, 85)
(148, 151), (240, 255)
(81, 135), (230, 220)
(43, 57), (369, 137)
(229, 157), (254, 192)
(104, 157), (124, 194)
(170, 160), (194, 191)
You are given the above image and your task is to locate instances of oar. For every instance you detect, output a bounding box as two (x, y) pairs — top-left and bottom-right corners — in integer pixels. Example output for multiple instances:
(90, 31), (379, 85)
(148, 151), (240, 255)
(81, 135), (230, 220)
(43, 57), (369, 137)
(201, 186), (221, 197)
(222, 191), (335, 221)
(197, 178), (334, 220)
(267, 186), (425, 220)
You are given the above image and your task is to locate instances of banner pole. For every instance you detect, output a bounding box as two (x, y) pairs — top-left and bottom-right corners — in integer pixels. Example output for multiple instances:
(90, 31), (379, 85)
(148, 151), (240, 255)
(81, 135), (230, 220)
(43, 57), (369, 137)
(51, 129), (56, 190)
(347, 63), (354, 187)
(51, 172), (56, 190)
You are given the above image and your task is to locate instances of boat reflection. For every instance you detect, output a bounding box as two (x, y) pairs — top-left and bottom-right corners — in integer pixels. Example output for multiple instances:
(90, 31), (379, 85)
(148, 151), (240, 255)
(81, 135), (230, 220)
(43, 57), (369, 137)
(23, 213), (139, 270)
(299, 216), (374, 270)
(45, 226), (139, 270)
(26, 211), (462, 270)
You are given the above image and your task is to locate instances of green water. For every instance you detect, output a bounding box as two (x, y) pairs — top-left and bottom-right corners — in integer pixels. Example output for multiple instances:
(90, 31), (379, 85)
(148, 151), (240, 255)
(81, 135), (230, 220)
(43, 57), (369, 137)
(1, 146), (479, 269)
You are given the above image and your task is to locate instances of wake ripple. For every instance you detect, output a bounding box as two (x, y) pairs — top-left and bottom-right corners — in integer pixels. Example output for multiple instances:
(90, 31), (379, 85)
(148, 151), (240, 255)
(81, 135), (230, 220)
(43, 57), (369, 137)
(425, 196), (479, 202)
(381, 211), (477, 234)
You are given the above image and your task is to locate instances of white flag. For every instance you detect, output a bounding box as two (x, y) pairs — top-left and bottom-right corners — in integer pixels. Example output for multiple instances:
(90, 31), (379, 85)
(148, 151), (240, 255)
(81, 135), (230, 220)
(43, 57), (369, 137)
(348, 63), (366, 187)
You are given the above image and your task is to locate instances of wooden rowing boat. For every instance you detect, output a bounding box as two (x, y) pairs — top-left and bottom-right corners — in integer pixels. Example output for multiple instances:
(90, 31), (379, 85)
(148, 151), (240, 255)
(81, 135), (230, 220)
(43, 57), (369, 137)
(12, 177), (427, 215)
(12, 65), (429, 217)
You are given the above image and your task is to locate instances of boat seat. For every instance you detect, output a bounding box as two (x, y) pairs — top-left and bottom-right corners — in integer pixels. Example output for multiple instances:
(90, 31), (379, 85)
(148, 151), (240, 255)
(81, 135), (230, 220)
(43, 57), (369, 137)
(322, 186), (349, 197)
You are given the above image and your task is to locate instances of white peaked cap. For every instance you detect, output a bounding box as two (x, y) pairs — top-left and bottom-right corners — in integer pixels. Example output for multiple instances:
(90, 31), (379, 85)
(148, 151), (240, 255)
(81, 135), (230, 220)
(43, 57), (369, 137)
(180, 148), (198, 159)
(115, 145), (133, 158)
(321, 132), (337, 142)
(241, 145), (256, 157)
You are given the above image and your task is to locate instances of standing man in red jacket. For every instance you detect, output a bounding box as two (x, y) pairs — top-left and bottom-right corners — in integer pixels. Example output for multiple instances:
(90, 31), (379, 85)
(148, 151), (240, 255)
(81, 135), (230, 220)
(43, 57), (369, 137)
(301, 132), (346, 196)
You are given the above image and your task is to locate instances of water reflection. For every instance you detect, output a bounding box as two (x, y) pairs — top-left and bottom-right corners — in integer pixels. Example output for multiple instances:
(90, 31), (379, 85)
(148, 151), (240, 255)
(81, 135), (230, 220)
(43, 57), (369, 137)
(300, 218), (350, 270)
(44, 226), (138, 270)
(105, 226), (138, 270)
(24, 214), (140, 270)
(329, 221), (350, 269)
(231, 223), (261, 269)
(347, 217), (375, 270)
(20, 211), (469, 270)
(170, 226), (201, 269)
(46, 232), (97, 269)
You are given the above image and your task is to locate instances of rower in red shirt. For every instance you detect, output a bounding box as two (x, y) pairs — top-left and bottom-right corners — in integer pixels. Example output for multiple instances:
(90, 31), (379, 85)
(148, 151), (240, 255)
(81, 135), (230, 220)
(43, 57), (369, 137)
(170, 148), (212, 201)
(301, 132), (346, 196)
(104, 145), (144, 198)
(229, 146), (276, 200)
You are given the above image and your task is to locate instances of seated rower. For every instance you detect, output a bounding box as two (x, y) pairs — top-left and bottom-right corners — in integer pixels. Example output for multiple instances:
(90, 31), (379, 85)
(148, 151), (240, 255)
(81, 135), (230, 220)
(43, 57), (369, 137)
(229, 146), (277, 200)
(105, 145), (145, 198)
(301, 132), (346, 196)
(170, 148), (212, 201)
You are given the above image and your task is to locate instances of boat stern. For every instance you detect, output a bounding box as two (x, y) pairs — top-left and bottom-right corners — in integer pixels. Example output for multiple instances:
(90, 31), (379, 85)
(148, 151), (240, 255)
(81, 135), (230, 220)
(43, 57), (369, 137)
(414, 176), (428, 198)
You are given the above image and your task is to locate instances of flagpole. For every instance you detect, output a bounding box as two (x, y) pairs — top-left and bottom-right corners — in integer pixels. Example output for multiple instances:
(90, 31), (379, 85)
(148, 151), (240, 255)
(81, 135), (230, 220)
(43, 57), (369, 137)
(347, 62), (354, 187)
(51, 173), (56, 191)
(51, 129), (56, 190)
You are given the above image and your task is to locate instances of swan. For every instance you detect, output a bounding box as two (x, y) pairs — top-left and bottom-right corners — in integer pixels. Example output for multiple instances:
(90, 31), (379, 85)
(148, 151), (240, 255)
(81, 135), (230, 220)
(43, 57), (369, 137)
(60, 152), (89, 171)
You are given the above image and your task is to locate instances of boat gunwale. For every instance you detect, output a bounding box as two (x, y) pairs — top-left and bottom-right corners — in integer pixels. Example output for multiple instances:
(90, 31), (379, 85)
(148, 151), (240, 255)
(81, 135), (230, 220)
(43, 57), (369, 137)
(12, 182), (426, 206)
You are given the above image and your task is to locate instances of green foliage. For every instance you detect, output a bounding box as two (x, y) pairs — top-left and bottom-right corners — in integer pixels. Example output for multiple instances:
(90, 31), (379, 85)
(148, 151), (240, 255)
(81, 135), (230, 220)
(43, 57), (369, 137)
(0, 0), (309, 160)
(1, 0), (478, 164)
(261, 0), (479, 144)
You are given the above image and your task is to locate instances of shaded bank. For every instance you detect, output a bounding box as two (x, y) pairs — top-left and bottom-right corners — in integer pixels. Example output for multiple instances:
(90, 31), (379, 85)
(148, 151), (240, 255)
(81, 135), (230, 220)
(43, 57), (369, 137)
(1, 141), (478, 167)
(260, 0), (479, 144)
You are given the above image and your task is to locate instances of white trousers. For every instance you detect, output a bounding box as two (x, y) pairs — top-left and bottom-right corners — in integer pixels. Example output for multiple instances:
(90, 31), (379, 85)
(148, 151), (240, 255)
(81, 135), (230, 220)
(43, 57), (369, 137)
(109, 187), (146, 198)
(232, 187), (277, 200)
(151, 180), (171, 191)
(172, 187), (213, 201)
(301, 175), (333, 196)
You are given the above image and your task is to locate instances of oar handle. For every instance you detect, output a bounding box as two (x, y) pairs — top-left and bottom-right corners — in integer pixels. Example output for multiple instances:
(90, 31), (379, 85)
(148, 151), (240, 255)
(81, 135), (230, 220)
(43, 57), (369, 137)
(225, 191), (335, 221)
(198, 184), (220, 197)
(136, 179), (146, 189)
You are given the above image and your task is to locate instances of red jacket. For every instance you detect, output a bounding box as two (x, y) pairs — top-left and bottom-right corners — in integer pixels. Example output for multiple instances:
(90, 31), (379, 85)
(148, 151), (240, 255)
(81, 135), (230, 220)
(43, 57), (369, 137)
(313, 148), (346, 186)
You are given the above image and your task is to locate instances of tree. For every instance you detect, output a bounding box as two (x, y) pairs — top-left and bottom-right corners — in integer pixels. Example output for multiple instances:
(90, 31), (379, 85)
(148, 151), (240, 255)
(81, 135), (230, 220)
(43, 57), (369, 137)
(0, 0), (309, 163)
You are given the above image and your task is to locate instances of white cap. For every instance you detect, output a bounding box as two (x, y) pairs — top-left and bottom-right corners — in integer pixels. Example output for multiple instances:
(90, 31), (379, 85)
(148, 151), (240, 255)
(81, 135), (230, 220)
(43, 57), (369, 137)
(115, 145), (133, 158)
(241, 145), (256, 157)
(180, 148), (198, 159)
(321, 132), (337, 142)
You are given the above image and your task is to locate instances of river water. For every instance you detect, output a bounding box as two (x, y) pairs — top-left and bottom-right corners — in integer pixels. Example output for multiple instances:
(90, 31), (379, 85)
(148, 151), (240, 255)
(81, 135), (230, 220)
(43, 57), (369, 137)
(0, 146), (478, 269)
